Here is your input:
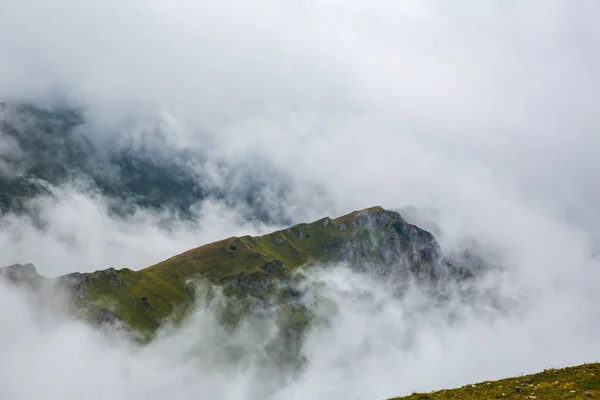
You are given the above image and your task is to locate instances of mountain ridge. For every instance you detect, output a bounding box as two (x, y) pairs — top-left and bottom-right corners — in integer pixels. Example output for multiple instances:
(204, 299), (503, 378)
(1, 206), (471, 338)
(4, 207), (596, 400)
(0, 102), (322, 224)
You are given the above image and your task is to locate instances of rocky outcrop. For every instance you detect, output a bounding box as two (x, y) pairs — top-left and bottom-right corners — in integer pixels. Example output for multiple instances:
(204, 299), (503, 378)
(0, 263), (41, 286)
(321, 207), (452, 281)
(57, 272), (88, 301)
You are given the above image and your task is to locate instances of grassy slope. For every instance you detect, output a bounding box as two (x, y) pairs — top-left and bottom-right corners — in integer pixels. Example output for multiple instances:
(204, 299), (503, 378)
(389, 363), (600, 400)
(79, 206), (402, 335)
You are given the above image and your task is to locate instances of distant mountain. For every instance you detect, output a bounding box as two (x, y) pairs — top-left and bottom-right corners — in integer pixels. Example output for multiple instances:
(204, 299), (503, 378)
(0, 102), (317, 223)
(1, 206), (473, 340)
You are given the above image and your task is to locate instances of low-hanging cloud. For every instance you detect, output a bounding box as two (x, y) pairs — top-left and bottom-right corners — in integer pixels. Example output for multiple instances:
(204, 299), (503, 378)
(1, 0), (600, 399)
(1, 259), (598, 400)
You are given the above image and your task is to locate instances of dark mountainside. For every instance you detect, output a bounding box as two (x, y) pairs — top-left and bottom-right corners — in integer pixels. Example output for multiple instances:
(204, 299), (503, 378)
(0, 102), (315, 224)
(1, 206), (473, 340)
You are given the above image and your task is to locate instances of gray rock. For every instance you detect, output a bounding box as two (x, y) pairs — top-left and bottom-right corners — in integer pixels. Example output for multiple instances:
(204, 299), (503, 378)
(0, 263), (39, 284)
(95, 308), (119, 324)
(57, 272), (87, 301)
(291, 223), (308, 238)
(102, 268), (122, 286)
(262, 260), (285, 275)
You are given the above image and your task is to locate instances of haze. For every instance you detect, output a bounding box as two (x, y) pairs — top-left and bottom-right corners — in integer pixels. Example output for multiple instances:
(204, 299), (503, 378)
(0, 1), (599, 399)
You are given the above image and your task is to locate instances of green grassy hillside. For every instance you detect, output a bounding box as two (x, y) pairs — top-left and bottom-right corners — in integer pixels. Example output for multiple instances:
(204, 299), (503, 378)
(49, 206), (459, 337)
(389, 363), (600, 400)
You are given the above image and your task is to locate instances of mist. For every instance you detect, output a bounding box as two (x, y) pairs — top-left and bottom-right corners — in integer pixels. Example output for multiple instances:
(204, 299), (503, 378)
(1, 0), (600, 399)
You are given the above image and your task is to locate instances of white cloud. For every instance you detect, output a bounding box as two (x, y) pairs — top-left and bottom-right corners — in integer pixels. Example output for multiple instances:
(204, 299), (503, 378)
(0, 185), (274, 277)
(0, 0), (599, 399)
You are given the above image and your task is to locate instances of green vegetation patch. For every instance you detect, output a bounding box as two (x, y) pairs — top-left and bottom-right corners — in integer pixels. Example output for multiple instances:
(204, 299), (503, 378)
(389, 363), (600, 400)
(71, 206), (439, 336)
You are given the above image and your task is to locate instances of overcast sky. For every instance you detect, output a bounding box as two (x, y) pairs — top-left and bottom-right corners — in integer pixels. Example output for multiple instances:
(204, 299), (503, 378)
(1, 1), (599, 399)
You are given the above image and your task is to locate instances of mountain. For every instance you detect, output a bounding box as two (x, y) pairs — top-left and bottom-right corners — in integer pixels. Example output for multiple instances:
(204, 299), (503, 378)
(6, 207), (596, 399)
(0, 102), (320, 224)
(0, 102), (201, 214)
(1, 206), (472, 339)
(389, 362), (600, 399)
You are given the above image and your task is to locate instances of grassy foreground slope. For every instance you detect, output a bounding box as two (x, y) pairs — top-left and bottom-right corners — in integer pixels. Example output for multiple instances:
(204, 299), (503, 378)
(50, 206), (460, 337)
(389, 363), (600, 400)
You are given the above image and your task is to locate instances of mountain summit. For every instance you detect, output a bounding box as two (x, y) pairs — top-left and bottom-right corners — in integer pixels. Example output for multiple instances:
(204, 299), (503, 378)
(2, 206), (471, 336)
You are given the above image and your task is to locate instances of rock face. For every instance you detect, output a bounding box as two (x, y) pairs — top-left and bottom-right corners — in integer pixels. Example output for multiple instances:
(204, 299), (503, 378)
(4, 206), (472, 336)
(57, 272), (88, 301)
(0, 263), (40, 285)
(336, 207), (443, 278)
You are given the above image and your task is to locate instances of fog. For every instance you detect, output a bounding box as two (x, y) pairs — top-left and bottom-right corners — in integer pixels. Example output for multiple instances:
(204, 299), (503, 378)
(1, 0), (600, 399)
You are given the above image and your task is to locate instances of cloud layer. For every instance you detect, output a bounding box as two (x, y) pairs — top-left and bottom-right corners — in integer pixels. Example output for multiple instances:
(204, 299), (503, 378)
(1, 0), (599, 399)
